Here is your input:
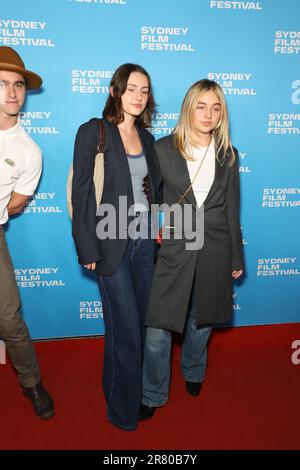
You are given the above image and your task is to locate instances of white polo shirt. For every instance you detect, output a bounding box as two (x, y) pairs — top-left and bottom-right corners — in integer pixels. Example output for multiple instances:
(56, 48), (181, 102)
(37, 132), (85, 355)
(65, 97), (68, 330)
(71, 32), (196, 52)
(0, 118), (42, 225)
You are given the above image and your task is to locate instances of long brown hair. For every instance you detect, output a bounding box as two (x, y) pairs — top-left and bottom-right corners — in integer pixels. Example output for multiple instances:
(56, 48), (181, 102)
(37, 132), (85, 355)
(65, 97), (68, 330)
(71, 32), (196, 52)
(102, 63), (155, 128)
(173, 79), (235, 165)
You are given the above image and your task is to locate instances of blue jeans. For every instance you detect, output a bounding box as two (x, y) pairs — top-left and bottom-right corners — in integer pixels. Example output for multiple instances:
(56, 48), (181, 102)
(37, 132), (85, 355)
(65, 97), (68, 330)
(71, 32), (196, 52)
(98, 235), (155, 430)
(142, 286), (212, 407)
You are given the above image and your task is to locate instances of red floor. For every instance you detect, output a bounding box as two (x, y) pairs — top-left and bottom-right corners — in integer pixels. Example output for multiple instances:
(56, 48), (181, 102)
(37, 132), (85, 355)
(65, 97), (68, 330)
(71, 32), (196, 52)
(0, 323), (299, 450)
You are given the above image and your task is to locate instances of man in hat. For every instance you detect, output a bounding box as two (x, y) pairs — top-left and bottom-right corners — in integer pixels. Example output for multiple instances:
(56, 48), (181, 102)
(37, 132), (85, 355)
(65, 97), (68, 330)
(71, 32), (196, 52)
(0, 46), (54, 420)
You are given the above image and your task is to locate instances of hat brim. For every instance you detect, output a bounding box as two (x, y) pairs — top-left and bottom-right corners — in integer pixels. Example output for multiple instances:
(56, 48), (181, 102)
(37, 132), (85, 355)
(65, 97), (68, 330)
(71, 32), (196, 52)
(0, 62), (42, 89)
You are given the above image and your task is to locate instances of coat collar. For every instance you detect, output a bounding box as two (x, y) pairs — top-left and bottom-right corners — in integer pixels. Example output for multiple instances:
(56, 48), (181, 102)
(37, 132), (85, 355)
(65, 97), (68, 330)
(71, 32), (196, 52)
(203, 144), (226, 207)
(103, 118), (153, 202)
(104, 118), (150, 158)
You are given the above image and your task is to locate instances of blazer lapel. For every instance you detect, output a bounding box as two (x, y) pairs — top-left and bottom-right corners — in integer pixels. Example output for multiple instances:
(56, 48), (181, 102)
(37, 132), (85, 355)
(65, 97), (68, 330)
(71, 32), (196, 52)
(203, 145), (226, 207)
(172, 148), (198, 207)
(107, 121), (134, 204)
(136, 126), (157, 203)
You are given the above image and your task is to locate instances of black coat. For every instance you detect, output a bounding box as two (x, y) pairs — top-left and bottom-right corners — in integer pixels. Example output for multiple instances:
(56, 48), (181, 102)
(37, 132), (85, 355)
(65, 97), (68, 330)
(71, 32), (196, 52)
(71, 118), (157, 275)
(145, 135), (244, 333)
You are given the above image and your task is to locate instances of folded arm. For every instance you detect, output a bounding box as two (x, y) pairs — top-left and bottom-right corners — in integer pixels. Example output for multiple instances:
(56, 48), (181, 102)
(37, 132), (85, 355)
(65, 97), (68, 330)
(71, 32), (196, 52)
(7, 192), (30, 215)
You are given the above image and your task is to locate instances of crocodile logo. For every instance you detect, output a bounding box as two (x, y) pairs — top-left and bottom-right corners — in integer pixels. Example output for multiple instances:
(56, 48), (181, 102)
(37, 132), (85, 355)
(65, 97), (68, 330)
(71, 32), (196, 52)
(4, 158), (15, 167)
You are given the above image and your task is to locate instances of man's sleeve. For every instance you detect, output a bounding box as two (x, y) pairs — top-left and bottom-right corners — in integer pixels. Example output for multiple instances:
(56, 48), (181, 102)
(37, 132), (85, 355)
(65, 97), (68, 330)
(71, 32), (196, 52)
(14, 150), (42, 195)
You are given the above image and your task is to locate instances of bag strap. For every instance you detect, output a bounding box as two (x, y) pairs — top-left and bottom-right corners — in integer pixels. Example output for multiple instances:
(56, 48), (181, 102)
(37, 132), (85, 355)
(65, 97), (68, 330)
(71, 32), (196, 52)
(96, 118), (105, 154)
(176, 137), (212, 206)
(159, 138), (212, 238)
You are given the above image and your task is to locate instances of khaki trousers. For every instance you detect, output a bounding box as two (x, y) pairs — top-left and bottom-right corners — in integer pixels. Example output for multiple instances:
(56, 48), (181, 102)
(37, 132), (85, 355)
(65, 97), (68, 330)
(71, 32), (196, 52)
(0, 225), (40, 387)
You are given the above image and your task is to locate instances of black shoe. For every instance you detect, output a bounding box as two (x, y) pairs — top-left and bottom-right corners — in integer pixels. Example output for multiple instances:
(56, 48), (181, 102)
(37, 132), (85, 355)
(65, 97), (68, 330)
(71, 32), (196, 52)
(138, 404), (156, 421)
(185, 381), (202, 397)
(22, 382), (54, 420)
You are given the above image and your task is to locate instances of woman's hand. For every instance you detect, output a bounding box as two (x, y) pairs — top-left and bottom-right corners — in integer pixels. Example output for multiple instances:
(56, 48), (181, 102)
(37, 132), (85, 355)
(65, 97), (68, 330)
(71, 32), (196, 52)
(232, 270), (243, 279)
(84, 263), (97, 270)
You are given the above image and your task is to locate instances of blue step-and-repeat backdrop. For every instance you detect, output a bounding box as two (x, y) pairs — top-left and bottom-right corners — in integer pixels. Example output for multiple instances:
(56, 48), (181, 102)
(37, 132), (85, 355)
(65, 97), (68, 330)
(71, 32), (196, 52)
(2, 0), (299, 339)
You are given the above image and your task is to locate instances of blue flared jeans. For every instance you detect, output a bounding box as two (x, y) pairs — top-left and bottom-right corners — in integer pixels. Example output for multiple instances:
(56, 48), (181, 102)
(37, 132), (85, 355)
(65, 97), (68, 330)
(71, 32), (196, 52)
(98, 235), (155, 430)
(142, 285), (212, 407)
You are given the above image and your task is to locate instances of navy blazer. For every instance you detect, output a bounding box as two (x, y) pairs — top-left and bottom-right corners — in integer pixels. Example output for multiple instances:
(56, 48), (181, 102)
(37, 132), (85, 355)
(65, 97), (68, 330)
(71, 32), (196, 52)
(71, 118), (157, 275)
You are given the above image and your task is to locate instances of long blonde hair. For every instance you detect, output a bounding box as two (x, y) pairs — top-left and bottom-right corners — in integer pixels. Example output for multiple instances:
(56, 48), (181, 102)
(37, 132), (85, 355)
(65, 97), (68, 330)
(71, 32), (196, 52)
(173, 79), (235, 165)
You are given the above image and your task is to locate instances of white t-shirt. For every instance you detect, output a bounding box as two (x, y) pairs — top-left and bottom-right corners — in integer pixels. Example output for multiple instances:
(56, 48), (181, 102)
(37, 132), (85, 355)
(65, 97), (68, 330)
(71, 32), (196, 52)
(0, 118), (42, 225)
(186, 138), (215, 208)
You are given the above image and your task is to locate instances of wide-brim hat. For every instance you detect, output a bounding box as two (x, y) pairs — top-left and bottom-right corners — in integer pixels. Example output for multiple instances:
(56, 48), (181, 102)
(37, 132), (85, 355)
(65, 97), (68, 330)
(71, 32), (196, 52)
(0, 46), (42, 90)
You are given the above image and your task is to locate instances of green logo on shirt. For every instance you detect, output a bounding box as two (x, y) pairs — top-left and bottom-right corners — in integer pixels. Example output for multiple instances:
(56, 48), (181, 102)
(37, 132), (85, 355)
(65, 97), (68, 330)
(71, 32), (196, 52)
(4, 158), (15, 167)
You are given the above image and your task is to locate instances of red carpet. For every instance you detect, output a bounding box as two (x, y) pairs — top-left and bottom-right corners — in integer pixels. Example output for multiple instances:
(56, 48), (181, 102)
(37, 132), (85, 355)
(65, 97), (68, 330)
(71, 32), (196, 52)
(0, 323), (299, 450)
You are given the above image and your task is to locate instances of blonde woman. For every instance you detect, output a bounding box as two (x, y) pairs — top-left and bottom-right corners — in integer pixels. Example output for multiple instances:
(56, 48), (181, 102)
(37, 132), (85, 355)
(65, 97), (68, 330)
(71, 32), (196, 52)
(140, 79), (244, 420)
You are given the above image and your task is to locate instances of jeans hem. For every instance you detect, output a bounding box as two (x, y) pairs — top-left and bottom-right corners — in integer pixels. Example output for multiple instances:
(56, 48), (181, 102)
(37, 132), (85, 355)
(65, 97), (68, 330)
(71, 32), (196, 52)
(183, 377), (203, 383)
(142, 399), (167, 408)
(108, 416), (137, 432)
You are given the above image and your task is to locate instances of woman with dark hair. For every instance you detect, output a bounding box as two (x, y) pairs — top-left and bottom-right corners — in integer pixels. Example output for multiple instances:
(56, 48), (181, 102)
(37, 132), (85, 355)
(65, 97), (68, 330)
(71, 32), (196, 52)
(71, 64), (158, 431)
(139, 79), (244, 420)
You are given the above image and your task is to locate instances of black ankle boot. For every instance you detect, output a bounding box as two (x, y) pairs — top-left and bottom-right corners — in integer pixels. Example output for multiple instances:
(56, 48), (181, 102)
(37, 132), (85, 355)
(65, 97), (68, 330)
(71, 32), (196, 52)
(22, 382), (54, 420)
(138, 404), (156, 421)
(185, 381), (202, 397)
